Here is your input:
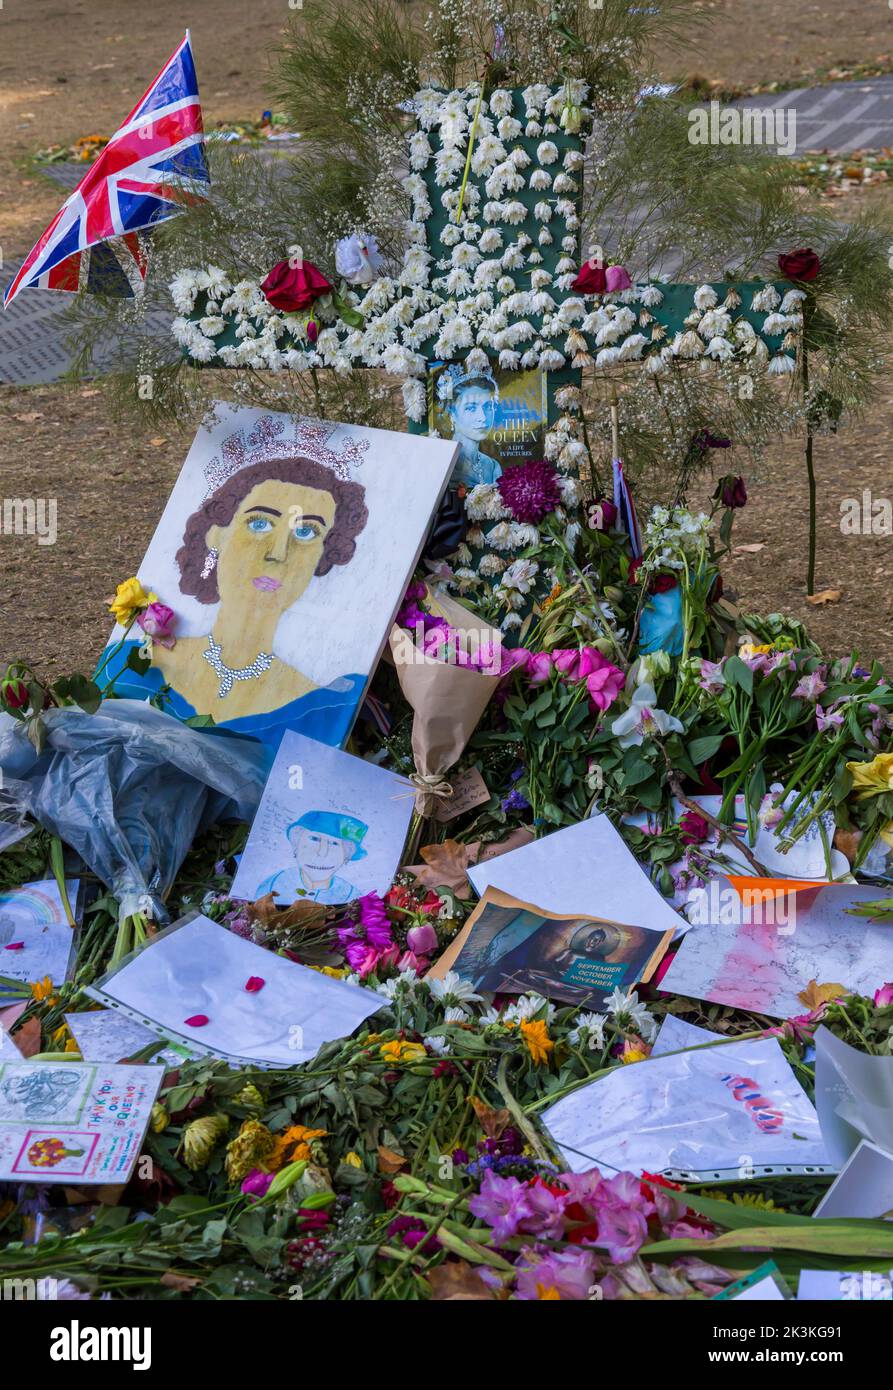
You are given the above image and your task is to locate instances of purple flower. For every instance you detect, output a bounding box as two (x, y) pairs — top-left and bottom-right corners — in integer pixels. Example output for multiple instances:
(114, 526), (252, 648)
(816, 703), (845, 733)
(137, 600), (177, 648)
(792, 668), (827, 702)
(241, 1169), (274, 1199)
(713, 474), (746, 508)
(468, 1169), (535, 1241)
(515, 1246), (597, 1300)
(497, 458), (561, 523)
(501, 788), (531, 813)
(695, 431), (732, 452)
(698, 658), (726, 693)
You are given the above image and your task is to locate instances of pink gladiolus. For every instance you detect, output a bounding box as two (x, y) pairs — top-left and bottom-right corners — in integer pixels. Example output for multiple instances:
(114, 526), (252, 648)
(407, 922), (438, 956)
(586, 662), (625, 712)
(874, 983), (893, 1008)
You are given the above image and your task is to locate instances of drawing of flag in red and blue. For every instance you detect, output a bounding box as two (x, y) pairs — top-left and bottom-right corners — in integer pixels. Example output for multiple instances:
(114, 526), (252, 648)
(3, 31), (209, 309)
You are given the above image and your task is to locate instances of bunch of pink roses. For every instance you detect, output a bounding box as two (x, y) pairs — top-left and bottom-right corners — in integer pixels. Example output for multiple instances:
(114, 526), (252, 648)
(517, 645), (626, 713)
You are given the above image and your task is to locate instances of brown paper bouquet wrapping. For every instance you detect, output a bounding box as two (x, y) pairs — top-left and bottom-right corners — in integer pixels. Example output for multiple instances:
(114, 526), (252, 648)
(388, 588), (506, 816)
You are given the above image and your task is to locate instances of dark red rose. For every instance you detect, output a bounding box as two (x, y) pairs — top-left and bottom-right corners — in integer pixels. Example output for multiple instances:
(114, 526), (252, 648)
(571, 261), (607, 294)
(650, 573), (678, 594)
(261, 259), (333, 312)
(680, 810), (711, 845)
(777, 248), (821, 282)
(627, 557), (644, 585)
(715, 474), (747, 509)
(588, 498), (618, 531)
(306, 318), (319, 343)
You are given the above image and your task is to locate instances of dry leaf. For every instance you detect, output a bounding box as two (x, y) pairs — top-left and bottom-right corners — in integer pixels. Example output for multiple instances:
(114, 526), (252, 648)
(160, 1271), (201, 1291)
(798, 979), (849, 1011)
(806, 589), (841, 606)
(249, 893), (327, 932)
(408, 839), (480, 893)
(427, 1260), (500, 1300)
(148, 436), (168, 447)
(470, 1096), (510, 1139)
(14, 412), (41, 423)
(12, 1016), (42, 1058)
(377, 1145), (408, 1175)
(833, 828), (861, 864)
(732, 542), (765, 555)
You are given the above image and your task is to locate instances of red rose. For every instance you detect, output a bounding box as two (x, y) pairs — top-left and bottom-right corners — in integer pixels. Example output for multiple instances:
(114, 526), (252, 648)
(571, 261), (607, 294)
(650, 573), (678, 594)
(777, 248), (820, 282)
(627, 557), (643, 585)
(261, 259), (333, 312)
(1, 678), (28, 710)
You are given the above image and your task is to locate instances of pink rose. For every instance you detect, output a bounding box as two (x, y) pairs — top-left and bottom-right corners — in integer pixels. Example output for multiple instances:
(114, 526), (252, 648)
(526, 652), (554, 685)
(874, 983), (893, 1008)
(605, 264), (632, 292)
(407, 922), (439, 956)
(585, 659), (625, 712)
(137, 601), (176, 649)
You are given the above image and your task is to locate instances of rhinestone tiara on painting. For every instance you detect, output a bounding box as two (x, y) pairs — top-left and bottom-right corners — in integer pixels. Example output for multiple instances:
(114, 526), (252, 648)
(203, 414), (368, 495)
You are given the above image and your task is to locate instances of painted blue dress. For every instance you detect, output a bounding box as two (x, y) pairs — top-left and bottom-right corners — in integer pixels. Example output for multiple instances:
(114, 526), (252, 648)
(97, 641), (365, 753)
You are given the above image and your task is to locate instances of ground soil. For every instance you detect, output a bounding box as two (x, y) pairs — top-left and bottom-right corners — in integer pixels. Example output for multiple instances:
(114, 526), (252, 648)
(2, 0), (893, 675)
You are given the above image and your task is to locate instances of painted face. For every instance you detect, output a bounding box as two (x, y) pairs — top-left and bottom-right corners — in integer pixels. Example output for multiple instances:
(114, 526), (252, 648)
(291, 828), (351, 880)
(207, 479), (338, 612)
(450, 385), (495, 442)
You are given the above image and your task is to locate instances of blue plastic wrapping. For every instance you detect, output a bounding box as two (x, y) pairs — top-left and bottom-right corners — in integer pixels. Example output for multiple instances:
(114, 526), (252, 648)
(0, 700), (270, 919)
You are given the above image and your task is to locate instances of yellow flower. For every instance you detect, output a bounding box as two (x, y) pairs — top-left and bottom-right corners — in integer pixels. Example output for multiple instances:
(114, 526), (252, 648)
(309, 964), (349, 980)
(520, 1018), (554, 1066)
(269, 1124), (328, 1170)
(225, 1118), (277, 1183)
(151, 1103), (169, 1134)
(108, 576), (155, 625)
(235, 1082), (265, 1115)
(542, 583), (562, 610)
(739, 642), (773, 660)
(536, 1283), (561, 1299)
(30, 976), (56, 1004)
(343, 1151), (363, 1169)
(380, 1039), (427, 1065)
(621, 1040), (649, 1064)
(181, 1113), (229, 1172)
(847, 752), (893, 799)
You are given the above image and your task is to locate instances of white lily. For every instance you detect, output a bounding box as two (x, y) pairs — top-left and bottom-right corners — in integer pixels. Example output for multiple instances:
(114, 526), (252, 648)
(611, 683), (684, 748)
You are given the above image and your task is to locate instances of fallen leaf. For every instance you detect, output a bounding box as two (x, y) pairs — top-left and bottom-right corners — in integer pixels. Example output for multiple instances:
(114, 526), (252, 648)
(732, 542), (765, 555)
(833, 828), (861, 864)
(148, 436), (168, 447)
(408, 839), (480, 893)
(249, 893), (327, 932)
(13, 412), (41, 423)
(79, 388), (100, 397)
(798, 979), (849, 1011)
(12, 1016), (42, 1058)
(427, 1260), (501, 1300)
(470, 1096), (510, 1139)
(160, 1271), (201, 1291)
(377, 1145), (408, 1175)
(806, 589), (841, 605)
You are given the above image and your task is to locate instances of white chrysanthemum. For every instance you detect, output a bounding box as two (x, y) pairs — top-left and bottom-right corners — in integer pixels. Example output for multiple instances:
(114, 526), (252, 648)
(473, 258), (503, 289)
(568, 1011), (606, 1048)
(170, 270), (203, 313)
(595, 345), (620, 368)
(539, 347), (565, 369)
(768, 351), (796, 375)
(466, 483), (509, 521)
(563, 148), (585, 171)
(471, 134), (507, 176)
(464, 346), (489, 375)
(486, 521), (516, 551)
(554, 385), (582, 411)
(483, 200), (507, 224)
(698, 308), (732, 340)
(530, 268), (553, 291)
(529, 168), (552, 191)
(498, 348), (521, 370)
(199, 264), (231, 298)
(752, 284), (781, 312)
(693, 283), (718, 311)
(495, 114), (522, 142)
(426, 971), (482, 1006)
(409, 130), (432, 170)
(762, 312), (796, 336)
(488, 88), (513, 117)
(780, 288), (807, 313)
(187, 332), (218, 364)
(495, 275), (516, 296)
(435, 146), (465, 186)
(503, 993), (555, 1024)
(533, 200), (553, 222)
(197, 315), (225, 337)
(672, 328), (704, 358)
(705, 336), (734, 361)
(525, 119), (542, 137)
(500, 245), (524, 270)
(536, 139), (559, 164)
(451, 241), (481, 270)
(400, 378), (425, 419)
(439, 223), (462, 247)
(433, 317), (474, 356)
(552, 172), (577, 194)
(478, 553), (507, 576)
(617, 333), (647, 360)
(523, 84), (552, 114)
(501, 199), (526, 224)
(478, 227), (503, 253)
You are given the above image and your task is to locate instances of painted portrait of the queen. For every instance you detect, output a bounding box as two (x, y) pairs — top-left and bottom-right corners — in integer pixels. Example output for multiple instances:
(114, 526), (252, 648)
(98, 405), (457, 751)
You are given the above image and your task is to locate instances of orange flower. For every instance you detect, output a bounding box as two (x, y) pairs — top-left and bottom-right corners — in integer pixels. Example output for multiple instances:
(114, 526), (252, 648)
(520, 1018), (554, 1066)
(30, 976), (56, 1005)
(270, 1124), (327, 1170)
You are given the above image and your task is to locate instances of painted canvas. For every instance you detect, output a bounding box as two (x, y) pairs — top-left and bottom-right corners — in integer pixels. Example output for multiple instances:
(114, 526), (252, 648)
(0, 879), (79, 995)
(97, 403), (457, 752)
(428, 363), (546, 488)
(0, 1060), (161, 1185)
(230, 730), (413, 906)
(437, 887), (672, 1010)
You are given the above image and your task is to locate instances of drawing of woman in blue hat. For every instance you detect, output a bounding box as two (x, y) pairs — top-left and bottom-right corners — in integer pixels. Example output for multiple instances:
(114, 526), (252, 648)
(255, 810), (368, 904)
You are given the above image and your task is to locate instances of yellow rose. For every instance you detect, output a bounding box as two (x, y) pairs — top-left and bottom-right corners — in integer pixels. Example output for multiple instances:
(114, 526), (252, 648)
(108, 577), (154, 625)
(846, 753), (893, 799)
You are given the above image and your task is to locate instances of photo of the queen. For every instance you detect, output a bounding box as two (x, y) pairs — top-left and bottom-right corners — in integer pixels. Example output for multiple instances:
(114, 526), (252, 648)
(98, 406), (457, 751)
(429, 362), (547, 489)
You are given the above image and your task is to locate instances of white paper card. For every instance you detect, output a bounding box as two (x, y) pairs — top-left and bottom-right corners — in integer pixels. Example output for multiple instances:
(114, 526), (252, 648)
(813, 1139), (893, 1219)
(231, 729), (413, 906)
(798, 1270), (892, 1300)
(814, 1025), (893, 1166)
(651, 1014), (720, 1056)
(0, 1060), (161, 1185)
(0, 879), (79, 990)
(541, 1035), (832, 1180)
(65, 1011), (195, 1068)
(467, 816), (684, 937)
(87, 914), (382, 1067)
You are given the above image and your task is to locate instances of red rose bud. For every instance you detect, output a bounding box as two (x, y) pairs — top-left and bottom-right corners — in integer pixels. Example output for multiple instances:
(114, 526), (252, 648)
(650, 573), (678, 594)
(184, 1014), (210, 1027)
(572, 261), (607, 294)
(777, 247), (821, 282)
(245, 976), (265, 993)
(261, 259), (333, 312)
(2, 678), (29, 710)
(306, 318), (318, 343)
(680, 810), (711, 845)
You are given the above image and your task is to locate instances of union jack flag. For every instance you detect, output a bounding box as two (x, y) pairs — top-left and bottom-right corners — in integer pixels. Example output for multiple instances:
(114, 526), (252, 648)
(3, 31), (208, 309)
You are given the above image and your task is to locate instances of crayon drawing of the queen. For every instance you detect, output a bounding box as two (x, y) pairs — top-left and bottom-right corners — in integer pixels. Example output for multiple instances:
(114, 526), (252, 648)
(99, 405), (457, 751)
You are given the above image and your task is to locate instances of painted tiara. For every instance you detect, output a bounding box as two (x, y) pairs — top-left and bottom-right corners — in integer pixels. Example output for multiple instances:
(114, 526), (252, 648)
(203, 414), (368, 495)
